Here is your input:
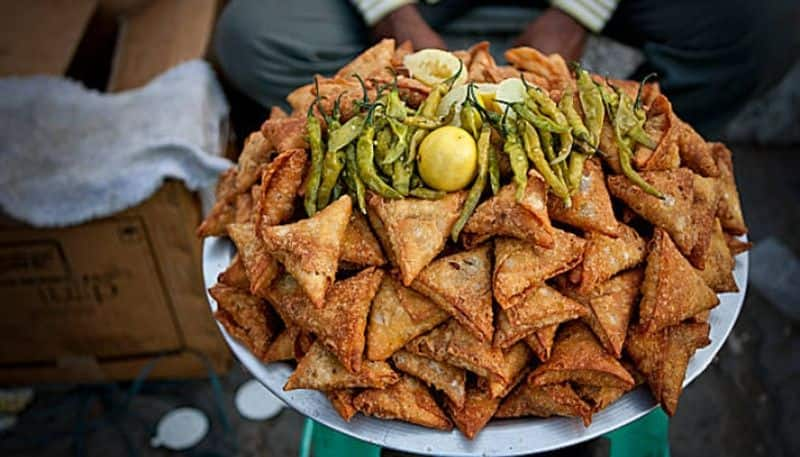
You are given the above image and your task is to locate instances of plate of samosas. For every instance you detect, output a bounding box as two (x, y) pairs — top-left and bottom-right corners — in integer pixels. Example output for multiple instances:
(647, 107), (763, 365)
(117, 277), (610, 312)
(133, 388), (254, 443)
(199, 40), (750, 455)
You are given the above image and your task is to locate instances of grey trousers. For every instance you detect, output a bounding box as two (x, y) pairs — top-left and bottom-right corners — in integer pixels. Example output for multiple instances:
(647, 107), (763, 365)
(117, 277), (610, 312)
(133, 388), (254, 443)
(213, 0), (799, 137)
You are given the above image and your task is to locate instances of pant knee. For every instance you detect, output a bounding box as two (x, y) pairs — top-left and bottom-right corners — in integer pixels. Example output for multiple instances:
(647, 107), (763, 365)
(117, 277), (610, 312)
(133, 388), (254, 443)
(213, 0), (368, 108)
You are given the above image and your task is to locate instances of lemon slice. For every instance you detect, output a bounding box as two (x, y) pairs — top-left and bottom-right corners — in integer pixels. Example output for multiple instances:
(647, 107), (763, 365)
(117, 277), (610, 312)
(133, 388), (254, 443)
(492, 78), (528, 119)
(404, 49), (468, 87)
(495, 78), (527, 105)
(436, 83), (498, 126)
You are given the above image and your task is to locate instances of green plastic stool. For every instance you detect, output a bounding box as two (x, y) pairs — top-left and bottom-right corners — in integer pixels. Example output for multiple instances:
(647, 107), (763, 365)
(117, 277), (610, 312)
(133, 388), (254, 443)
(299, 408), (670, 457)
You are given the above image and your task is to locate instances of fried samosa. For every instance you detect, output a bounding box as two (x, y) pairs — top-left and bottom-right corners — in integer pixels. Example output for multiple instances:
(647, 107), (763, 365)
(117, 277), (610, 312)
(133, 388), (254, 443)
(493, 230), (585, 309)
(392, 350), (466, 407)
(367, 191), (465, 286)
(548, 159), (620, 237)
(261, 195), (352, 307)
(411, 244), (494, 342)
(353, 375), (452, 430)
(639, 228), (719, 332)
(266, 268), (383, 373)
(284, 342), (399, 391)
(366, 275), (449, 361)
(462, 170), (554, 248)
(528, 322), (634, 389)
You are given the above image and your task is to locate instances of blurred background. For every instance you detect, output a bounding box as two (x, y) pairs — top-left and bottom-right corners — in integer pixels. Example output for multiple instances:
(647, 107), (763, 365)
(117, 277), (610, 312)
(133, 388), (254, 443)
(0, 1), (797, 456)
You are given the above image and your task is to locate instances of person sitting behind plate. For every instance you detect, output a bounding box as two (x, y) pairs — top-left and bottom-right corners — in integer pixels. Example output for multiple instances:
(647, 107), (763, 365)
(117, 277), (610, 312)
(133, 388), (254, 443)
(213, 0), (798, 138)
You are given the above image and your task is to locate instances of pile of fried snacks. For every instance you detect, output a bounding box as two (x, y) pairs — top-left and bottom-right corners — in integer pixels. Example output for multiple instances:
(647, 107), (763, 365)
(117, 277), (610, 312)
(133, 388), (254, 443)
(199, 40), (750, 439)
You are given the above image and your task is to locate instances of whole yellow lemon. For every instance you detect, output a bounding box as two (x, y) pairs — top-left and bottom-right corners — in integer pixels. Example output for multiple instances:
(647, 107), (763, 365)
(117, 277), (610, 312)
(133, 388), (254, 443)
(417, 126), (477, 191)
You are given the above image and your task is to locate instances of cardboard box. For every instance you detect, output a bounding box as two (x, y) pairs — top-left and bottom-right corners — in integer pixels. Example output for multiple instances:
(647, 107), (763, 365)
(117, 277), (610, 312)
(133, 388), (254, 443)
(0, 0), (231, 383)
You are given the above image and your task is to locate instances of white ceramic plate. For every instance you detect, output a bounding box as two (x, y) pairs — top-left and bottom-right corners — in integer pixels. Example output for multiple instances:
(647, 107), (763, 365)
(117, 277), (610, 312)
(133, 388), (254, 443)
(203, 236), (748, 456)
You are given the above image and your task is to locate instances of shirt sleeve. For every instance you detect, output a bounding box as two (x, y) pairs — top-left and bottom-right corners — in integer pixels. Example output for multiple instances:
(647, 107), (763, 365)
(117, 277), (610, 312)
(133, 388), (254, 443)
(550, 0), (620, 32)
(351, 0), (418, 26)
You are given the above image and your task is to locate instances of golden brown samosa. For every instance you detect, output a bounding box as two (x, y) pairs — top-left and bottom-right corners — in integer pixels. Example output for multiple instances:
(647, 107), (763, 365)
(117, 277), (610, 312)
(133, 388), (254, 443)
(367, 191), (465, 286)
(353, 375), (452, 430)
(261, 195), (352, 307)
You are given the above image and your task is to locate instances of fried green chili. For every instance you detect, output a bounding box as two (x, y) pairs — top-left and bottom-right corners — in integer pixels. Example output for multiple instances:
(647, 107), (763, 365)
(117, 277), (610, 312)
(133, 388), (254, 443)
(405, 129), (428, 166)
(566, 151), (589, 191)
(356, 105), (403, 199)
(524, 82), (568, 130)
(303, 91), (325, 216)
(609, 101), (664, 198)
(560, 89), (590, 143)
(502, 113), (529, 201)
(520, 120), (570, 204)
(451, 123), (491, 242)
(344, 143), (366, 213)
(509, 101), (570, 133)
(374, 125), (393, 174)
(460, 85), (483, 139)
(575, 66), (604, 148)
(327, 115), (364, 152)
(317, 101), (347, 209)
(488, 144), (501, 195)
(392, 160), (412, 196)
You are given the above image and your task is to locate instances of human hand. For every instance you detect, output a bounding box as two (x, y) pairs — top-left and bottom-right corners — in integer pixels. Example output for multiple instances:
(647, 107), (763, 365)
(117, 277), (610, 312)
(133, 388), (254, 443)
(513, 7), (587, 62)
(371, 4), (447, 50)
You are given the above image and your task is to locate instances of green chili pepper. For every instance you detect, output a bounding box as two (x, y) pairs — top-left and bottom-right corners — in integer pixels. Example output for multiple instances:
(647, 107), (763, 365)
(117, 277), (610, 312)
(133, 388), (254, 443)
(404, 104), (457, 129)
(409, 187), (446, 199)
(461, 104), (483, 139)
(381, 118), (409, 165)
(344, 143), (366, 213)
(327, 116), (364, 152)
(386, 85), (407, 121)
(575, 67), (604, 148)
(550, 130), (574, 166)
(627, 126), (658, 149)
(607, 101), (664, 198)
(540, 128), (556, 162)
(392, 160), (412, 196)
(566, 151), (589, 192)
(613, 89), (641, 135)
(634, 72), (658, 113)
(415, 62), (463, 121)
(617, 134), (663, 198)
(507, 101), (569, 133)
(406, 129), (428, 166)
(317, 147), (346, 210)
(374, 125), (393, 174)
(610, 86), (657, 149)
(403, 115), (443, 129)
(540, 128), (568, 186)
(560, 90), (590, 143)
(525, 84), (569, 129)
(357, 105), (403, 199)
(452, 124), (490, 242)
(520, 120), (570, 204)
(502, 114), (529, 201)
(461, 85), (484, 139)
(304, 86), (325, 216)
(488, 144), (500, 195)
(419, 89), (443, 119)
(597, 83), (620, 113)
(316, 99), (346, 210)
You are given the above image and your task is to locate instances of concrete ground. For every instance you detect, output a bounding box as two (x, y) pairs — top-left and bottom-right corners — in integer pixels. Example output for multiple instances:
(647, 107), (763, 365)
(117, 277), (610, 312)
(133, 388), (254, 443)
(1, 17), (798, 457)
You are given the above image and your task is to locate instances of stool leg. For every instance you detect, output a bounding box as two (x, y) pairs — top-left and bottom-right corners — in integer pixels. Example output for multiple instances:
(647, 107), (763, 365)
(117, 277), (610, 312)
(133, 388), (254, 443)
(605, 408), (671, 457)
(300, 419), (382, 457)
